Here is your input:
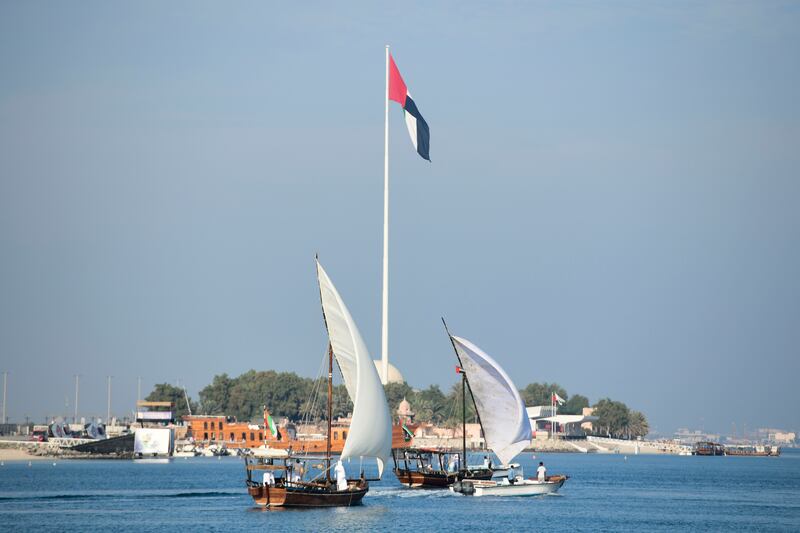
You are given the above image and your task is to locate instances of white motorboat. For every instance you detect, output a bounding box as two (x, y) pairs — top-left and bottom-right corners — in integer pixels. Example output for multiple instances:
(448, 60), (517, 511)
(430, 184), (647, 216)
(442, 327), (568, 497)
(452, 474), (568, 497)
(173, 443), (200, 458)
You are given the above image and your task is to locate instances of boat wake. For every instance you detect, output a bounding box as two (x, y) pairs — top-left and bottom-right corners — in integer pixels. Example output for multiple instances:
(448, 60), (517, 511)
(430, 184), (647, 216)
(369, 487), (456, 499)
(0, 490), (241, 502)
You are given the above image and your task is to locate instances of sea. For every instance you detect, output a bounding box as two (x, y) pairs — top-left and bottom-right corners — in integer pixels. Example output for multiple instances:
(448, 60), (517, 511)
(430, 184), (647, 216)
(1, 449), (799, 532)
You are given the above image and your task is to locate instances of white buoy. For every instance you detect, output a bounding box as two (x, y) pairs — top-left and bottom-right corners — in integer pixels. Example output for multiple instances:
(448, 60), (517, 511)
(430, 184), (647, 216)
(28, 461), (32, 467)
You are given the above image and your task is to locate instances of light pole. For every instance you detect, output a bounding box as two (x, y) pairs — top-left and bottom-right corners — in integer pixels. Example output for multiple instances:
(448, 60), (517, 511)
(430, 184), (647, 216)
(74, 374), (80, 423)
(2, 371), (7, 424)
(107, 376), (112, 424)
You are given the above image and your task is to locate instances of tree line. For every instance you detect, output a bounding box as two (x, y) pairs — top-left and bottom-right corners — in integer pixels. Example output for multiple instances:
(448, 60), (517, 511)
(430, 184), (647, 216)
(146, 371), (648, 438)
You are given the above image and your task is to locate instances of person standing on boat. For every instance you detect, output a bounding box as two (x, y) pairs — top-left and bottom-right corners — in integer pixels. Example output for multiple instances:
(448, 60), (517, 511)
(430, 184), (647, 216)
(290, 459), (304, 482)
(483, 456), (490, 469)
(448, 454), (457, 472)
(335, 460), (348, 491)
(537, 461), (547, 482)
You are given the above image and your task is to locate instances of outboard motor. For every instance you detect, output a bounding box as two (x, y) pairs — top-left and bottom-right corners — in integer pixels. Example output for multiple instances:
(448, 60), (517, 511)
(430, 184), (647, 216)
(452, 480), (475, 496)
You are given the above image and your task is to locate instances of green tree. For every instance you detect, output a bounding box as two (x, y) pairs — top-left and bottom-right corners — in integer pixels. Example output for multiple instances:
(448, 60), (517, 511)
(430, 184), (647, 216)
(628, 410), (649, 438)
(446, 381), (478, 426)
(145, 383), (197, 419)
(592, 398), (630, 438)
(330, 384), (353, 420)
(562, 394), (589, 415)
(198, 373), (233, 415)
(412, 385), (449, 424)
(519, 382), (568, 407)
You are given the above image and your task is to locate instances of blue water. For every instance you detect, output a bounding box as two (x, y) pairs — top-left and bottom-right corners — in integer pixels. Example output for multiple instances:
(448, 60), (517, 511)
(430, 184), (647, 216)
(1, 450), (799, 532)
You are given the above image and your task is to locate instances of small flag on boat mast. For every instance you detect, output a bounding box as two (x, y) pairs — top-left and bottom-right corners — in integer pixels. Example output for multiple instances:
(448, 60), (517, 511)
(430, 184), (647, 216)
(455, 366), (463, 374)
(263, 406), (277, 438)
(388, 54), (431, 161)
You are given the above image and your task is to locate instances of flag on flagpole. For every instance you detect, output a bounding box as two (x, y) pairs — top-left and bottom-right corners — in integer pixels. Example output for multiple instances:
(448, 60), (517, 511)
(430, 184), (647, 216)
(552, 393), (566, 406)
(263, 406), (277, 438)
(388, 54), (431, 161)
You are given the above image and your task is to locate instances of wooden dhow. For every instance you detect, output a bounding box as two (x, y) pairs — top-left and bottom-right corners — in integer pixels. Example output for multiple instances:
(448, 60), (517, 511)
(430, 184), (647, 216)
(391, 447), (492, 488)
(244, 259), (392, 508)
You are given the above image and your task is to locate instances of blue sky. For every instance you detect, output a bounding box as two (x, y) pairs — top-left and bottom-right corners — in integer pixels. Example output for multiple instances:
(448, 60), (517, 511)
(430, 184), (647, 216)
(1, 1), (798, 434)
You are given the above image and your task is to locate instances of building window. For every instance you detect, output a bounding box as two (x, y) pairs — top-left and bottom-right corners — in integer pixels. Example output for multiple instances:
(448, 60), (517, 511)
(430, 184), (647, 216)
(258, 433), (263, 441)
(250, 432), (255, 441)
(204, 432), (208, 440)
(241, 432), (246, 441)
(343, 431), (347, 440)
(229, 432), (234, 441)
(334, 431), (338, 440)
(211, 433), (215, 440)
(218, 421), (223, 430)
(204, 421), (208, 430)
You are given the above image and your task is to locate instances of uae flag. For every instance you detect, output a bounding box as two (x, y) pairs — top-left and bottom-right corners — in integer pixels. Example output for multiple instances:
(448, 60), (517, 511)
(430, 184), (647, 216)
(389, 54), (431, 161)
(263, 406), (277, 438)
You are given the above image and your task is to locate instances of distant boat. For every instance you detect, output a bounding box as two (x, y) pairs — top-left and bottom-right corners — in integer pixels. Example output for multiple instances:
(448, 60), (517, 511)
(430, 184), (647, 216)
(243, 259), (392, 507)
(173, 443), (200, 458)
(724, 444), (780, 457)
(443, 326), (568, 497)
(693, 441), (725, 456)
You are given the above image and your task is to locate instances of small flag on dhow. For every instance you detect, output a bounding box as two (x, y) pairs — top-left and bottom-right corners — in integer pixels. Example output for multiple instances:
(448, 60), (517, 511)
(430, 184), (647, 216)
(263, 406), (278, 438)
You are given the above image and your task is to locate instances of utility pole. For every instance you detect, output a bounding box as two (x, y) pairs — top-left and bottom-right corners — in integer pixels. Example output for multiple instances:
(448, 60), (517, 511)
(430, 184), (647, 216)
(2, 371), (7, 424)
(74, 374), (80, 423)
(107, 376), (112, 424)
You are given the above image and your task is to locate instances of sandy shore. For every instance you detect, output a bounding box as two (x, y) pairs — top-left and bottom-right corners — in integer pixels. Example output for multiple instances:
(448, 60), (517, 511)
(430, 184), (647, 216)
(0, 448), (49, 462)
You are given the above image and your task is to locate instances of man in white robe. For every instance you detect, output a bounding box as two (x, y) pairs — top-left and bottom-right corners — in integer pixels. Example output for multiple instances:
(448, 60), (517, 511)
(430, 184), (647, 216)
(335, 460), (348, 491)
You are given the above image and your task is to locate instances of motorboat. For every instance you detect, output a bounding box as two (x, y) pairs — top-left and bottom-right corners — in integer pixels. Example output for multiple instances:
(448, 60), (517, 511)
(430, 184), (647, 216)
(441, 326), (568, 497)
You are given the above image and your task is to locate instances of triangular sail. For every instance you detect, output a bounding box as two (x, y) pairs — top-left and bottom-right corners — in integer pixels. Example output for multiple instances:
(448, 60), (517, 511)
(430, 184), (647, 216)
(316, 260), (392, 477)
(451, 335), (532, 467)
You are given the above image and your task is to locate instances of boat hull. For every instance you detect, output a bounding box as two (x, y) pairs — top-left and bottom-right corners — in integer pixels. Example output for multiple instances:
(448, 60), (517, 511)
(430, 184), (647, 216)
(393, 468), (493, 488)
(451, 475), (567, 497)
(247, 480), (368, 508)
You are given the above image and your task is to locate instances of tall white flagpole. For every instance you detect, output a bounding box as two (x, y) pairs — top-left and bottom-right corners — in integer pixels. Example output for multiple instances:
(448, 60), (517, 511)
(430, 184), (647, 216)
(381, 45), (390, 385)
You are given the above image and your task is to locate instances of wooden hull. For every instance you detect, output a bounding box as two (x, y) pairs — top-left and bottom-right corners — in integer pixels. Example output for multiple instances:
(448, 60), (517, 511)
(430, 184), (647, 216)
(394, 469), (456, 488)
(393, 468), (493, 488)
(247, 480), (368, 508)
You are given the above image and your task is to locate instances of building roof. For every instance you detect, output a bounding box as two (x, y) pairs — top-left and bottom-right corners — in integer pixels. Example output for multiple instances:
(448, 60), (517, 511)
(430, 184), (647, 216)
(372, 360), (405, 384)
(539, 414), (598, 424)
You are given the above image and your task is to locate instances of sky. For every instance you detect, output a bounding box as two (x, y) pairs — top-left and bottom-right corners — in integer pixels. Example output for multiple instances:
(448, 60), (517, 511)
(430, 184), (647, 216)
(1, 1), (798, 435)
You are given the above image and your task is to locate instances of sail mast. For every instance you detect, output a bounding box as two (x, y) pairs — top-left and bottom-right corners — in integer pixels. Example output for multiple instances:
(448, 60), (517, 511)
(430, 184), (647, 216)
(442, 318), (487, 463)
(326, 343), (333, 483)
(461, 368), (467, 469)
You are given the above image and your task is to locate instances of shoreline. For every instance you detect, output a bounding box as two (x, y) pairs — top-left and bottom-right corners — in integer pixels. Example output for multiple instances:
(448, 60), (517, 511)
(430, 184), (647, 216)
(0, 448), (50, 462)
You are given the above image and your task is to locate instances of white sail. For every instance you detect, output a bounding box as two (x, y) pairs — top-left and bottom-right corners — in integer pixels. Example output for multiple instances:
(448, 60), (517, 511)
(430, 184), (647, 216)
(316, 260), (392, 477)
(451, 335), (532, 467)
